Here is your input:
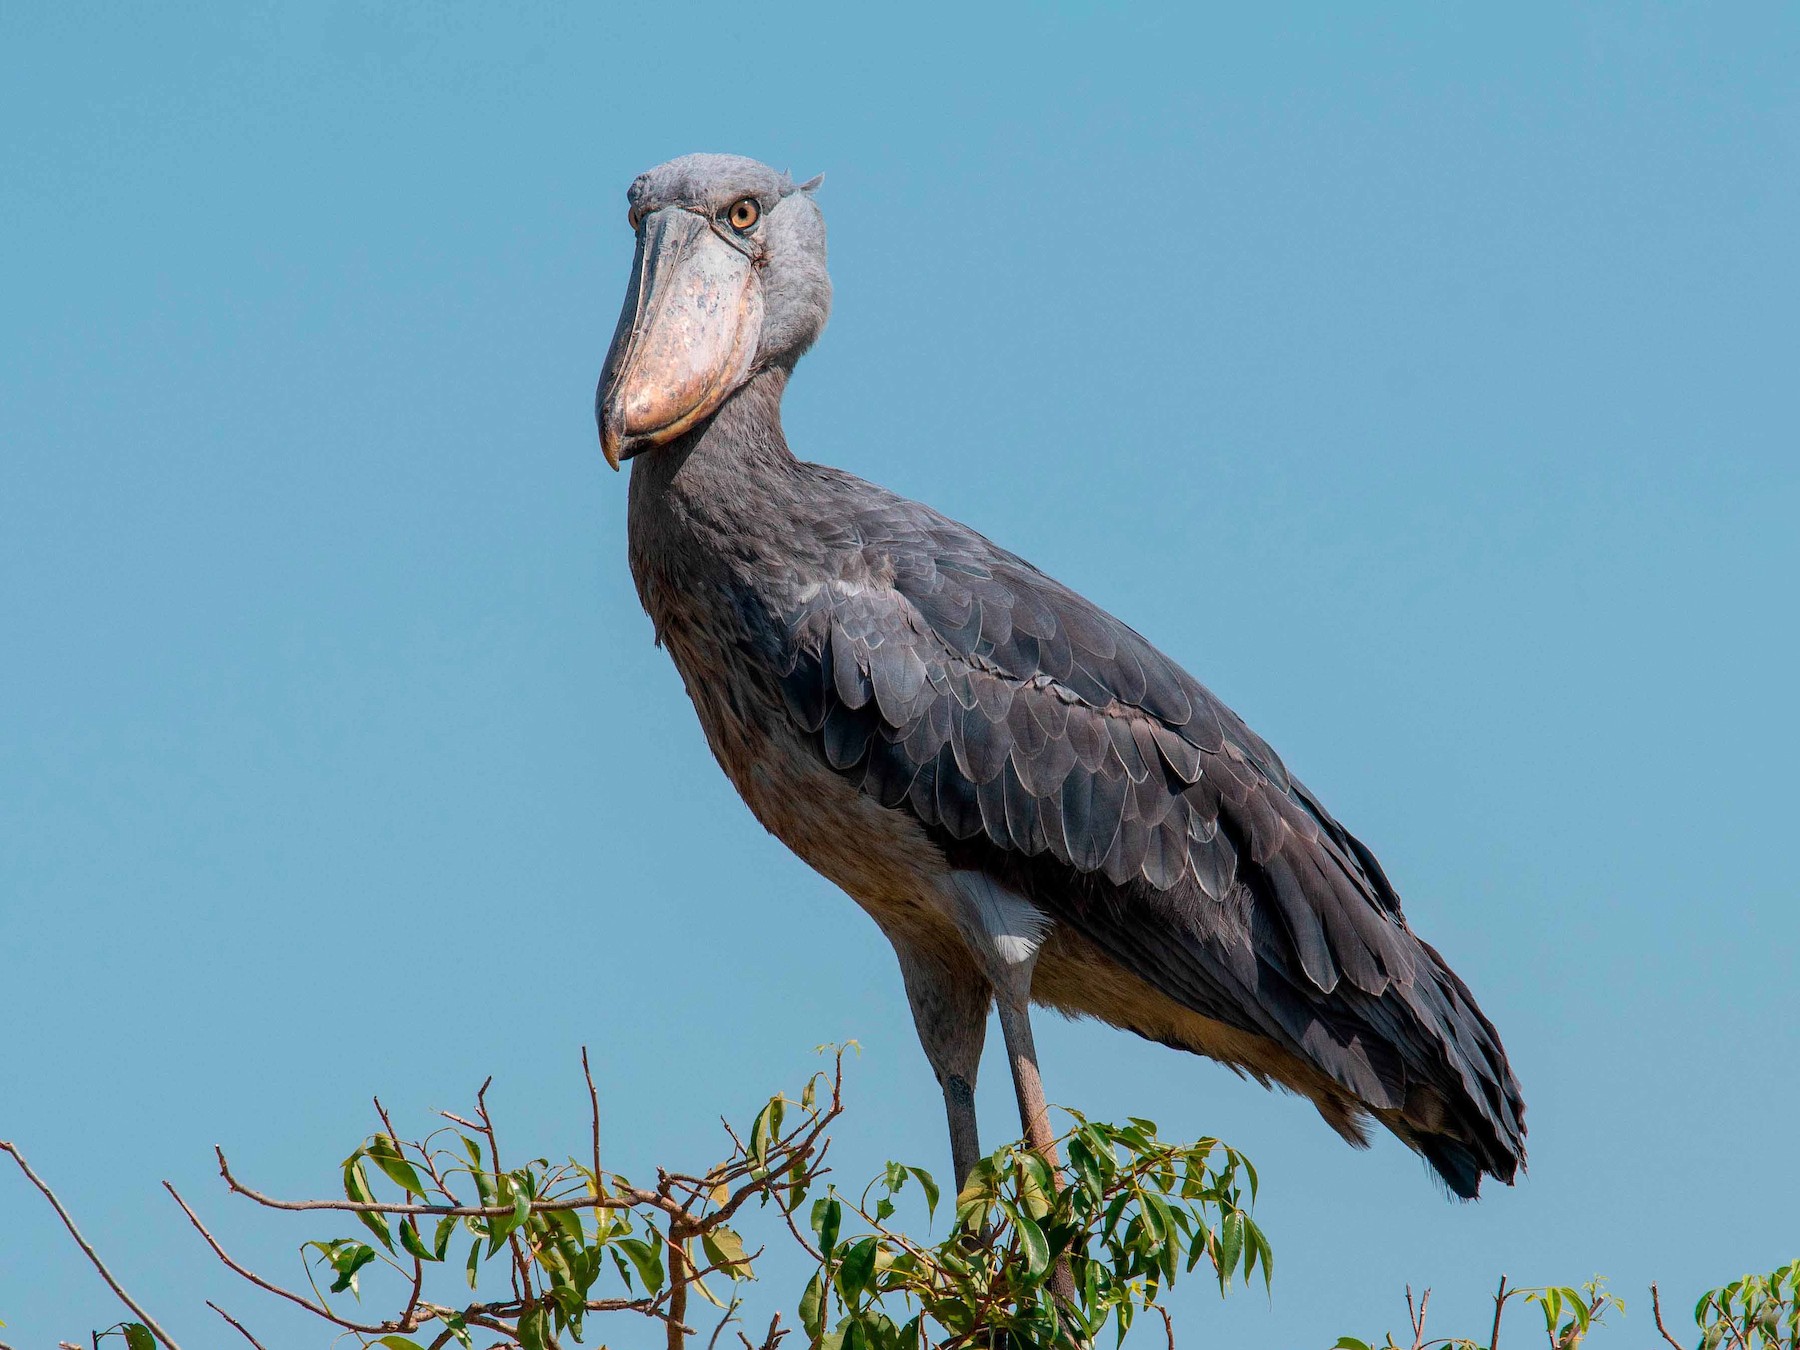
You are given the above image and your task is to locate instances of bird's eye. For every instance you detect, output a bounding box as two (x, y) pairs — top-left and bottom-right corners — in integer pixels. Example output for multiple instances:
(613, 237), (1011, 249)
(727, 198), (760, 232)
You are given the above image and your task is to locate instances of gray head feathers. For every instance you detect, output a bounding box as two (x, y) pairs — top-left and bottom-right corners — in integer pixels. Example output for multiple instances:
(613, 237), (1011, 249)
(625, 153), (831, 369)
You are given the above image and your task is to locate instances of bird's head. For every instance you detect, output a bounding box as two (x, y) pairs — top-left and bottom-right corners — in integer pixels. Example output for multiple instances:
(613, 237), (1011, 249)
(596, 153), (830, 470)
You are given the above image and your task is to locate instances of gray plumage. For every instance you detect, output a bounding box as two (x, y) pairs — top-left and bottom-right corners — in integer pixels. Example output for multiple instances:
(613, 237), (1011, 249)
(601, 153), (1525, 1199)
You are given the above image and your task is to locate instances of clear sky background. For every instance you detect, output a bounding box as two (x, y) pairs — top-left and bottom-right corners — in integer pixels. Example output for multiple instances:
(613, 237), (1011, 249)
(3, 3), (1796, 1346)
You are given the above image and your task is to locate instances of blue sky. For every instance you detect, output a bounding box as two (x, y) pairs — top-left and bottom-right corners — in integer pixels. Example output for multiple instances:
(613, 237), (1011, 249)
(2, 3), (1795, 1345)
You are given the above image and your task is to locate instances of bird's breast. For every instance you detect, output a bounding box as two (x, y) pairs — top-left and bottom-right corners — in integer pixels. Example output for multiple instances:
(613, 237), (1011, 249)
(636, 555), (963, 957)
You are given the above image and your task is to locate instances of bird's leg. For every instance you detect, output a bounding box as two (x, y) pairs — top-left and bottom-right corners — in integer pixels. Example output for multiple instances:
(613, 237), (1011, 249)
(993, 976), (1078, 1308)
(994, 992), (1059, 1165)
(948, 874), (1077, 1304)
(894, 940), (991, 1195)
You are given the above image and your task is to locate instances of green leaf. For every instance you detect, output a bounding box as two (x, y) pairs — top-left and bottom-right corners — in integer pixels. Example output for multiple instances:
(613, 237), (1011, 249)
(907, 1167), (940, 1219)
(466, 1237), (482, 1290)
(811, 1195), (842, 1258)
(785, 1156), (810, 1212)
(691, 1268), (729, 1310)
(701, 1224), (752, 1278)
(749, 1096), (785, 1168)
(1217, 1212), (1242, 1285)
(341, 1157), (394, 1252)
(397, 1217), (435, 1263)
(123, 1326), (155, 1350)
(618, 1236), (666, 1295)
(1333, 1339), (1374, 1350)
(485, 1172), (532, 1255)
(307, 1239), (377, 1296)
(550, 1205), (586, 1248)
(432, 1214), (459, 1261)
(1016, 1153), (1054, 1219)
(377, 1338), (427, 1350)
(367, 1135), (431, 1198)
(518, 1306), (548, 1350)
(799, 1270), (827, 1339)
(1247, 1217), (1274, 1289)
(835, 1237), (879, 1302)
(1013, 1209), (1051, 1278)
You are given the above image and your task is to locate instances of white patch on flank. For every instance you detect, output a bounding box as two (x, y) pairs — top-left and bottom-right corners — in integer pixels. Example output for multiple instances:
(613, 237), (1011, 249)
(951, 871), (1052, 972)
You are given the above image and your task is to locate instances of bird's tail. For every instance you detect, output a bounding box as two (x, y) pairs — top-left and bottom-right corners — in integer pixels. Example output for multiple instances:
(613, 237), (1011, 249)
(1374, 937), (1527, 1200)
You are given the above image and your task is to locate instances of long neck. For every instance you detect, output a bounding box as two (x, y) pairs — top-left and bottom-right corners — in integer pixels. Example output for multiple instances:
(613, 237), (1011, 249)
(626, 366), (809, 601)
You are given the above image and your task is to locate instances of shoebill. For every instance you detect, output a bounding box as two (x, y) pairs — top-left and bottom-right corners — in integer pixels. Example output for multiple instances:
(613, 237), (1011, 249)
(596, 153), (1526, 1199)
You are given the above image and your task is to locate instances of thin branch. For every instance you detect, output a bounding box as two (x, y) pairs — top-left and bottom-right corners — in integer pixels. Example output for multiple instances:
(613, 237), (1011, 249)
(374, 1096), (401, 1149)
(1, 1141), (183, 1350)
(706, 1296), (743, 1350)
(1651, 1284), (1687, 1350)
(1413, 1287), (1433, 1350)
(163, 1181), (386, 1334)
(214, 1147), (645, 1216)
(583, 1045), (603, 1189)
(738, 1312), (784, 1350)
(400, 1249), (426, 1331)
(464, 1079), (531, 1307)
(778, 1194), (824, 1263)
(205, 1302), (270, 1350)
(1491, 1274), (1509, 1350)
(1155, 1302), (1176, 1350)
(415, 1129), (469, 1207)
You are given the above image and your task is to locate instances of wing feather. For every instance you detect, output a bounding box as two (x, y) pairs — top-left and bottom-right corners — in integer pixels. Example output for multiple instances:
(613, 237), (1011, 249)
(759, 481), (1523, 1193)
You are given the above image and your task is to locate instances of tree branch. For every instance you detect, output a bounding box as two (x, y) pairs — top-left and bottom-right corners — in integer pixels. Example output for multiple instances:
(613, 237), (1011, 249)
(205, 1302), (270, 1350)
(163, 1181), (387, 1334)
(1, 1141), (182, 1350)
(213, 1146), (646, 1216)
(583, 1045), (603, 1189)
(1651, 1283), (1687, 1350)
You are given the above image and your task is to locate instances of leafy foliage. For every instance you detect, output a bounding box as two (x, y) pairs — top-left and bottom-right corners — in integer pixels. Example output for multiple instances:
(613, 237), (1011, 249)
(3, 1061), (1795, 1350)
(170, 1051), (1268, 1349)
(794, 1110), (1268, 1350)
(1692, 1261), (1800, 1350)
(1333, 1278), (1623, 1350)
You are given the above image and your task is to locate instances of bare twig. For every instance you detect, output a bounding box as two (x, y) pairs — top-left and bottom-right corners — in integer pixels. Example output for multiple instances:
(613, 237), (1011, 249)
(777, 1192), (825, 1262)
(583, 1045), (603, 1188)
(374, 1096), (401, 1149)
(737, 1312), (784, 1350)
(205, 1302), (270, 1350)
(1, 1141), (183, 1350)
(706, 1296), (745, 1350)
(1651, 1283), (1687, 1350)
(164, 1181), (386, 1334)
(1155, 1302), (1176, 1350)
(1491, 1274), (1509, 1350)
(400, 1249), (426, 1331)
(1411, 1286), (1433, 1350)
